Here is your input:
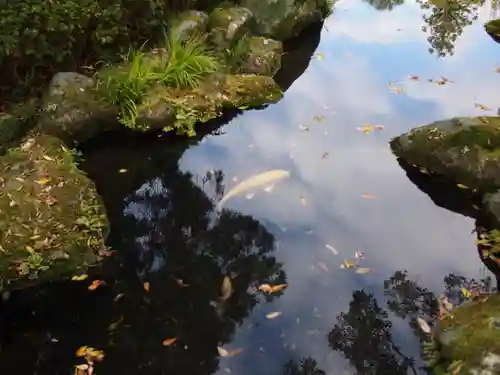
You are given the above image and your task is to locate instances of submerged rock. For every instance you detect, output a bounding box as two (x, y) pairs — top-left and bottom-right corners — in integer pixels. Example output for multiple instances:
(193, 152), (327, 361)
(36, 72), (116, 144)
(0, 134), (108, 291)
(241, 0), (328, 40)
(436, 294), (500, 374)
(242, 36), (283, 76)
(137, 73), (282, 133)
(172, 10), (209, 42)
(208, 6), (254, 48)
(485, 19), (500, 43)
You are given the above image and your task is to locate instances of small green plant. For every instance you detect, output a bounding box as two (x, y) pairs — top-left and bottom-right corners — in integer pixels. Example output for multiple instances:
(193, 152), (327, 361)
(222, 35), (251, 72)
(98, 30), (220, 129)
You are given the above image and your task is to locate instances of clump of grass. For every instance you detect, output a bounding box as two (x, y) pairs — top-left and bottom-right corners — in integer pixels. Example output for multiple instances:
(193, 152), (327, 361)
(223, 35), (251, 72)
(98, 30), (221, 129)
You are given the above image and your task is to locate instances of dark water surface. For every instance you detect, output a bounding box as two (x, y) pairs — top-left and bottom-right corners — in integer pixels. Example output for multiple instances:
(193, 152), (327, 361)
(3, 1), (500, 374)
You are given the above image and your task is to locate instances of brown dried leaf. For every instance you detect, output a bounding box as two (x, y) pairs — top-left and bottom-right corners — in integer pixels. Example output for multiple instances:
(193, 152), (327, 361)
(162, 337), (177, 346)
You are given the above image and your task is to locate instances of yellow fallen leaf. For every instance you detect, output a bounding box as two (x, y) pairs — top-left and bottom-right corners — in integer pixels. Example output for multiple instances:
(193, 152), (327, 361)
(35, 178), (51, 185)
(361, 194), (377, 199)
(217, 346), (229, 356)
(356, 267), (372, 274)
(299, 197), (307, 206)
(340, 259), (356, 269)
(42, 155), (54, 161)
(118, 168), (128, 173)
(162, 337), (177, 346)
(315, 52), (325, 61)
(258, 283), (288, 293)
(88, 280), (106, 291)
(461, 287), (472, 298)
(143, 282), (151, 292)
(266, 311), (282, 319)
(456, 183), (469, 189)
(76, 346), (89, 357)
(71, 274), (88, 281)
(475, 103), (491, 111)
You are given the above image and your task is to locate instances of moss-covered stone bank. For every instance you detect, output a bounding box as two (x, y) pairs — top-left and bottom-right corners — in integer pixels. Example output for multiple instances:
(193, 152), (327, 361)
(0, 0), (330, 290)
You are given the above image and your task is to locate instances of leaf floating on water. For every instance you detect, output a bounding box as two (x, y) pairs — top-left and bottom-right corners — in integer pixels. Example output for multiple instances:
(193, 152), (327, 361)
(72, 274), (88, 281)
(266, 311), (282, 319)
(299, 197), (307, 206)
(340, 259), (356, 269)
(321, 152), (329, 159)
(143, 282), (151, 292)
(388, 83), (404, 94)
(217, 170), (290, 209)
(245, 193), (255, 200)
(456, 183), (469, 189)
(355, 251), (365, 260)
(118, 168), (128, 173)
(315, 52), (325, 61)
(217, 346), (229, 357)
(258, 283), (288, 293)
(361, 194), (377, 199)
(356, 124), (385, 134)
(474, 103), (491, 111)
(461, 287), (472, 298)
(264, 185), (274, 193)
(108, 316), (124, 331)
(299, 125), (310, 131)
(417, 316), (432, 334)
(326, 244), (338, 255)
(88, 280), (106, 291)
(317, 262), (329, 273)
(162, 337), (177, 346)
(226, 348), (244, 358)
(407, 75), (420, 80)
(114, 293), (125, 302)
(356, 267), (372, 274)
(76, 346), (89, 357)
(220, 276), (233, 301)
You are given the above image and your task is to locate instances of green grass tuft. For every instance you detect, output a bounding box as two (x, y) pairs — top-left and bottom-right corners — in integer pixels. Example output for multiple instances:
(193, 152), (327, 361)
(97, 30), (221, 129)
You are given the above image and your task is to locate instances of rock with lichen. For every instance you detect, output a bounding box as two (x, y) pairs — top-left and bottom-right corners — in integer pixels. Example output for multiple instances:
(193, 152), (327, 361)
(36, 72), (117, 144)
(0, 134), (108, 291)
(172, 10), (210, 42)
(136, 73), (282, 134)
(241, 0), (329, 40)
(434, 294), (500, 375)
(208, 6), (254, 48)
(390, 116), (500, 226)
(241, 36), (283, 76)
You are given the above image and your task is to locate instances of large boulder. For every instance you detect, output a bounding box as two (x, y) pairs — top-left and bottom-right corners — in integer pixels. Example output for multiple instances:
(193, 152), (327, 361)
(208, 6), (254, 48)
(36, 72), (117, 145)
(485, 19), (500, 44)
(0, 134), (109, 291)
(240, 0), (328, 40)
(242, 36), (283, 76)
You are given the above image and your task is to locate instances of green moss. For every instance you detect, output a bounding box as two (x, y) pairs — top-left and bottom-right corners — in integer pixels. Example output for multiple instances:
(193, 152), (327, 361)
(438, 294), (500, 371)
(485, 19), (500, 38)
(0, 134), (108, 291)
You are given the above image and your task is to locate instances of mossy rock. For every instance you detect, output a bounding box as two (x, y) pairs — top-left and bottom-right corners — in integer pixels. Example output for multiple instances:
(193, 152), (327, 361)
(485, 19), (500, 43)
(242, 36), (283, 76)
(390, 117), (500, 193)
(241, 0), (327, 40)
(171, 10), (210, 42)
(36, 72), (118, 145)
(208, 6), (254, 48)
(0, 99), (39, 155)
(136, 73), (283, 134)
(0, 134), (108, 291)
(437, 294), (500, 374)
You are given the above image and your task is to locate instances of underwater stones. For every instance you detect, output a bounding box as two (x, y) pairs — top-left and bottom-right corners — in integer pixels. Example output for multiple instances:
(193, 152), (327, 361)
(240, 0), (327, 40)
(172, 10), (210, 42)
(208, 6), (253, 48)
(36, 72), (116, 144)
(0, 134), (108, 291)
(242, 36), (283, 76)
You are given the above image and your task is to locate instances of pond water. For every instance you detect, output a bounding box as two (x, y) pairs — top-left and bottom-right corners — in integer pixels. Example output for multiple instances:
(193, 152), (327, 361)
(2, 0), (500, 374)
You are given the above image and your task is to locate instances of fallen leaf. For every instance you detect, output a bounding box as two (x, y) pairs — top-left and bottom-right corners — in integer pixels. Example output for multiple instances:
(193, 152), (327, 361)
(340, 259), (356, 269)
(266, 311), (282, 319)
(162, 337), (177, 346)
(326, 244), (338, 255)
(245, 193), (255, 200)
(114, 293), (125, 302)
(475, 103), (491, 111)
(408, 75), (420, 80)
(299, 197), (307, 205)
(88, 280), (106, 291)
(71, 274), (88, 281)
(315, 52), (325, 61)
(143, 282), (151, 292)
(321, 152), (329, 159)
(220, 276), (233, 301)
(456, 183), (469, 189)
(317, 262), (329, 272)
(218, 346), (229, 357)
(417, 316), (431, 334)
(226, 348), (244, 358)
(461, 287), (472, 298)
(388, 83), (404, 94)
(360, 194), (377, 199)
(108, 316), (123, 331)
(44, 196), (58, 206)
(354, 251), (364, 260)
(76, 346), (89, 357)
(118, 168), (128, 173)
(42, 155), (54, 161)
(35, 178), (51, 185)
(356, 267), (372, 274)
(258, 283), (288, 293)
